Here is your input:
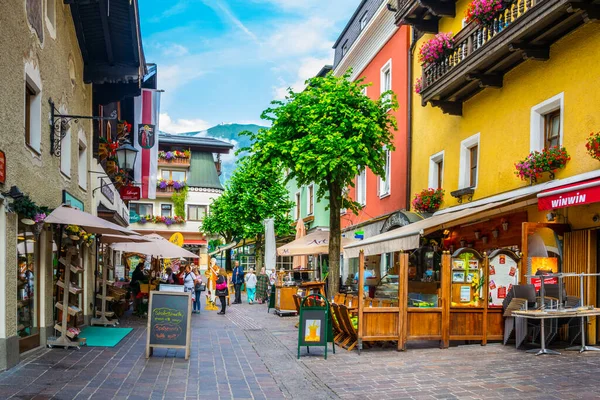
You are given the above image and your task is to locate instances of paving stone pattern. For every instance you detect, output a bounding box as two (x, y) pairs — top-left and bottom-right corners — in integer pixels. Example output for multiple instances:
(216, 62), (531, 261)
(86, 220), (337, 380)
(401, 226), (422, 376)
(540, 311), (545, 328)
(1, 296), (600, 399)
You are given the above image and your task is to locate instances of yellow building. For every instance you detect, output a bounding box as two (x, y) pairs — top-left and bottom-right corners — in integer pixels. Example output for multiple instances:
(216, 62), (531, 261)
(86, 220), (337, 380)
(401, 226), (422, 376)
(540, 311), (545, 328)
(391, 0), (600, 341)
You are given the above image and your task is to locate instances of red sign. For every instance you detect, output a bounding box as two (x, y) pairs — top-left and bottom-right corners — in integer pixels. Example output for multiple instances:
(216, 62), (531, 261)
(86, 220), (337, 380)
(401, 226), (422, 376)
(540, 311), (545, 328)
(0, 150), (5, 184)
(531, 276), (558, 291)
(538, 178), (600, 211)
(120, 185), (141, 201)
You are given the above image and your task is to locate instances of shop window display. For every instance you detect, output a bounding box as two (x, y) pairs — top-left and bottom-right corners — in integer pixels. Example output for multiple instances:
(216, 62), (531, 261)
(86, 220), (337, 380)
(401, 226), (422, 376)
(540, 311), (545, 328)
(17, 220), (39, 352)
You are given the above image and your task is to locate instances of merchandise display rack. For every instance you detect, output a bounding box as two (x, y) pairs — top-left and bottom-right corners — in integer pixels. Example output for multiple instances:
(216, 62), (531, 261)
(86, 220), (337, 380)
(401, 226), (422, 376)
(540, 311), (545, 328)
(91, 245), (118, 326)
(48, 245), (83, 349)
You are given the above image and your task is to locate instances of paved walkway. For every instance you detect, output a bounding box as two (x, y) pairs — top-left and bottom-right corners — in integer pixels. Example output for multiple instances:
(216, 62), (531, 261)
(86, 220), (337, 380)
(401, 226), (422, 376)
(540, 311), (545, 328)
(2, 295), (600, 399)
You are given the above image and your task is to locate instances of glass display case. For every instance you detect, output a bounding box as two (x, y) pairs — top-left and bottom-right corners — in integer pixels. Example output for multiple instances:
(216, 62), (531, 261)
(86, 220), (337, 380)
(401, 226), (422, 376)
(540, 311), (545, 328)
(451, 248), (484, 307)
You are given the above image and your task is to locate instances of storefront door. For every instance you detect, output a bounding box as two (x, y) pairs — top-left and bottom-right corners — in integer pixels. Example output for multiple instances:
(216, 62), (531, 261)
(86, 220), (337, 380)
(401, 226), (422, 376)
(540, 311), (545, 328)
(17, 220), (40, 353)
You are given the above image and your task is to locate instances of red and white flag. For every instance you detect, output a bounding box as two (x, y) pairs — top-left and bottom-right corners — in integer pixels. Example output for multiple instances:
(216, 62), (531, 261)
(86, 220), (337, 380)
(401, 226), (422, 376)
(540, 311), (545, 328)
(133, 89), (161, 200)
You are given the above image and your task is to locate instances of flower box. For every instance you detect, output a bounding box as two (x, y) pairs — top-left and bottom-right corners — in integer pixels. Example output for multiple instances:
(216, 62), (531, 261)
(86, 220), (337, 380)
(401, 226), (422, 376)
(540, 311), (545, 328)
(412, 188), (445, 213)
(514, 146), (570, 183)
(585, 131), (600, 161)
(418, 32), (454, 66)
(464, 0), (507, 27)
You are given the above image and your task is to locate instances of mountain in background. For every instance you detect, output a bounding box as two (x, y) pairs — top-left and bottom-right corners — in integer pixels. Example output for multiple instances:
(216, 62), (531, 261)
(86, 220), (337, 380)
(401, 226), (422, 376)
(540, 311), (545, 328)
(160, 123), (266, 183)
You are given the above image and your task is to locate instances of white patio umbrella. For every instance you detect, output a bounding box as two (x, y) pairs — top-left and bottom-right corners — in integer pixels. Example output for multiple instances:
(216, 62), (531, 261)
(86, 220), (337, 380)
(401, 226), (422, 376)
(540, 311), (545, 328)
(264, 218), (276, 271)
(44, 205), (139, 236)
(111, 235), (199, 259)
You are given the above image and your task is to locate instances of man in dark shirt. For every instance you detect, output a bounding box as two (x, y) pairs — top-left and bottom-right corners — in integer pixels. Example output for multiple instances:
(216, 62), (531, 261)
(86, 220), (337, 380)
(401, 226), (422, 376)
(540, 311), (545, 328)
(231, 261), (244, 304)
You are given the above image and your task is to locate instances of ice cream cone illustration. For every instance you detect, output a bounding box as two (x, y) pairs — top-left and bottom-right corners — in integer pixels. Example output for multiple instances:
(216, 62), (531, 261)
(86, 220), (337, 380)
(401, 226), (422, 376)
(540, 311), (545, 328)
(305, 320), (320, 342)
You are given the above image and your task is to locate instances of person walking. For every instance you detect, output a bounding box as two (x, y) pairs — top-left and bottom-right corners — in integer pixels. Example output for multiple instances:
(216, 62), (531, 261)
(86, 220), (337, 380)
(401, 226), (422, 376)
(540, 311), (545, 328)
(215, 268), (229, 315)
(256, 267), (269, 304)
(231, 261), (244, 304)
(182, 265), (197, 309)
(192, 266), (203, 314)
(245, 268), (257, 304)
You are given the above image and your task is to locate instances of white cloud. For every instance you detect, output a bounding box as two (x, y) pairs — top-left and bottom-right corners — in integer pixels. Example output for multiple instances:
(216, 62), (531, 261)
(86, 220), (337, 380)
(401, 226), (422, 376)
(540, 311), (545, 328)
(265, 17), (334, 58)
(202, 0), (259, 43)
(159, 113), (212, 134)
(161, 44), (189, 57)
(273, 56), (332, 99)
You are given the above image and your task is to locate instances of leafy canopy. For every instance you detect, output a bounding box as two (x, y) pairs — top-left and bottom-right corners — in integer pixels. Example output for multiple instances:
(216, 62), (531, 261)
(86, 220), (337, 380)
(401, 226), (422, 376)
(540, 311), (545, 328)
(200, 190), (242, 243)
(244, 69), (398, 214)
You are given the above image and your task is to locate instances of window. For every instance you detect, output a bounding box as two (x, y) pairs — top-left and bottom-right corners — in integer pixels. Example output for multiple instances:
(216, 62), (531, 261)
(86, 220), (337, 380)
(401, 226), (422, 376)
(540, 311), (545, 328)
(544, 110), (560, 148)
(340, 187), (349, 215)
(307, 184), (314, 215)
(361, 86), (368, 96)
(356, 168), (366, 206)
(78, 131), (87, 190)
(295, 192), (301, 220)
(458, 133), (480, 189)
(161, 170), (186, 182)
(161, 204), (172, 218)
(60, 128), (71, 177)
(24, 63), (42, 154)
(381, 59), (392, 94)
(360, 11), (368, 30)
(342, 40), (349, 56)
(428, 151), (444, 189)
(530, 92), (564, 152)
(130, 203), (153, 217)
(46, 0), (56, 38)
(188, 205), (207, 221)
(379, 149), (391, 197)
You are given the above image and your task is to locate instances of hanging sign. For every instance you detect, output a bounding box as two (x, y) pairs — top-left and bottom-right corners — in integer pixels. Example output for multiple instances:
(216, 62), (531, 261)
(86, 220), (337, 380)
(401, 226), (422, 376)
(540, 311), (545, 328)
(0, 150), (5, 184)
(169, 232), (184, 247)
(120, 185), (141, 201)
(137, 124), (156, 149)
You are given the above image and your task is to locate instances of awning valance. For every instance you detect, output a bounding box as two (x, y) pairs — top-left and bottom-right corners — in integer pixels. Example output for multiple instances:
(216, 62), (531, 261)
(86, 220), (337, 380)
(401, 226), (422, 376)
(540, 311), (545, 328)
(344, 196), (535, 259)
(209, 242), (237, 257)
(537, 178), (600, 211)
(277, 229), (356, 256)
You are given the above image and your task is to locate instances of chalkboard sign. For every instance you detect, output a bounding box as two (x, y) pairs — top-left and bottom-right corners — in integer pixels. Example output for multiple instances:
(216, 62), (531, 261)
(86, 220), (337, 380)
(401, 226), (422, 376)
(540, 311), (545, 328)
(146, 291), (192, 360)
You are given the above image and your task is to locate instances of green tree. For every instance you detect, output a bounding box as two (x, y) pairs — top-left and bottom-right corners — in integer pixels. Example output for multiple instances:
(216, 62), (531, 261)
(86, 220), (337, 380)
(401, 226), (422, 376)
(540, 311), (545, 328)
(244, 70), (397, 295)
(227, 156), (295, 271)
(200, 191), (242, 271)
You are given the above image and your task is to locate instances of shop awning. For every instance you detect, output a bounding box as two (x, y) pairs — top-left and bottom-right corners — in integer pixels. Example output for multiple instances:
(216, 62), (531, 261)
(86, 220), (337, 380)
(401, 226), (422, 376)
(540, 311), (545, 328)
(209, 242), (237, 257)
(344, 196), (535, 259)
(277, 229), (357, 256)
(45, 205), (139, 236)
(111, 234), (199, 258)
(537, 178), (600, 211)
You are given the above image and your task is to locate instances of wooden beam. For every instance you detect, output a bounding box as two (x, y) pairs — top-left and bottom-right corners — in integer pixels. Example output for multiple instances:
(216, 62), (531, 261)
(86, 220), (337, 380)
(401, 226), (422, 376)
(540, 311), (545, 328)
(430, 100), (463, 116)
(357, 250), (364, 354)
(419, 0), (456, 16)
(404, 17), (439, 33)
(69, 4), (89, 63)
(441, 252), (451, 348)
(568, 3), (600, 22)
(508, 44), (550, 61)
(99, 0), (114, 65)
(466, 73), (503, 88)
(398, 252), (408, 351)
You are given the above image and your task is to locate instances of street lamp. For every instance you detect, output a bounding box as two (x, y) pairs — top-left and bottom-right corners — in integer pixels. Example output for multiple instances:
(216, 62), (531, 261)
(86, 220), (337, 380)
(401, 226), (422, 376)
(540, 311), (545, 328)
(115, 141), (139, 179)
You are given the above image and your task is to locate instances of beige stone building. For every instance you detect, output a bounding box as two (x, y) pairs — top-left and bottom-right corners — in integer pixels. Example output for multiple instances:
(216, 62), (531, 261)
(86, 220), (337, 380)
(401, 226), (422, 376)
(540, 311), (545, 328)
(0, 0), (144, 371)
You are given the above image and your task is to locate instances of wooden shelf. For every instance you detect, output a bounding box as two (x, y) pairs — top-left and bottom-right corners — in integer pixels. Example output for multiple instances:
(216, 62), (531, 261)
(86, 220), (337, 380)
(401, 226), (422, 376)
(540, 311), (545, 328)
(55, 302), (82, 316)
(54, 324), (77, 339)
(97, 294), (114, 302)
(56, 280), (83, 295)
(95, 310), (115, 318)
(59, 257), (83, 274)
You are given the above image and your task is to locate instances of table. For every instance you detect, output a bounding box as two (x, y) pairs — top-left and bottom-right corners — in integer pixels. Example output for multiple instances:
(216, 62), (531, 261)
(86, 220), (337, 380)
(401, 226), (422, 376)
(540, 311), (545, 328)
(513, 308), (600, 355)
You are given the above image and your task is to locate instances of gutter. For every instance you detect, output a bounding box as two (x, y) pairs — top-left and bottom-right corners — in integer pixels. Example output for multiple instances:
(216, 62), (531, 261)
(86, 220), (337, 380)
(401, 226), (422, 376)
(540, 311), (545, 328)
(406, 28), (418, 211)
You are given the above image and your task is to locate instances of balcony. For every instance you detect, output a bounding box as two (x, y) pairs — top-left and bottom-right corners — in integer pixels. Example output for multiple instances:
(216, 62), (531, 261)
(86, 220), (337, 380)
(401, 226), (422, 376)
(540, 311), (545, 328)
(419, 0), (597, 115)
(157, 158), (190, 168)
(394, 0), (457, 33)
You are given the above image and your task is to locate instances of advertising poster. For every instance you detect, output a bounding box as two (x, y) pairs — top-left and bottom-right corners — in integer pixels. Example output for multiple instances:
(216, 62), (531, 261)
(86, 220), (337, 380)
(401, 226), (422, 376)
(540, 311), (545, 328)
(530, 257), (558, 291)
(488, 253), (518, 307)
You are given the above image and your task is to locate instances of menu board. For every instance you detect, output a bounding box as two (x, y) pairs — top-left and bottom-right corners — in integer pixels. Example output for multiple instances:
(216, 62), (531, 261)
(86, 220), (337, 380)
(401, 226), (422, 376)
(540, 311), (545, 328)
(146, 291), (191, 359)
(488, 253), (518, 307)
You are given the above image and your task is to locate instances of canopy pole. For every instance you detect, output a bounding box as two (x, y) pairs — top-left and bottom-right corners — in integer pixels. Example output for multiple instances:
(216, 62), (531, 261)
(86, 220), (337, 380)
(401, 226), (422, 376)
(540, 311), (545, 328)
(358, 250), (364, 354)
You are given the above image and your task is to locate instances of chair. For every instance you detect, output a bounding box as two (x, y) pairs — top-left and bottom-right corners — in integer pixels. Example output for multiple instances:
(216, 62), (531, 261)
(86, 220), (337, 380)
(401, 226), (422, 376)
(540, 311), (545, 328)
(334, 293), (345, 304)
(502, 285), (536, 348)
(329, 304), (346, 344)
(338, 304), (359, 351)
(332, 304), (352, 348)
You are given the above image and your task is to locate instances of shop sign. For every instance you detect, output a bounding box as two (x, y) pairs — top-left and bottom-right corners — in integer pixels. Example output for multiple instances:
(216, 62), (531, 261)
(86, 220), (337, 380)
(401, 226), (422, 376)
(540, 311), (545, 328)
(538, 179), (600, 211)
(354, 230), (364, 240)
(129, 211), (140, 224)
(0, 150), (5, 184)
(100, 179), (114, 204)
(62, 190), (84, 211)
(120, 185), (141, 201)
(169, 232), (184, 247)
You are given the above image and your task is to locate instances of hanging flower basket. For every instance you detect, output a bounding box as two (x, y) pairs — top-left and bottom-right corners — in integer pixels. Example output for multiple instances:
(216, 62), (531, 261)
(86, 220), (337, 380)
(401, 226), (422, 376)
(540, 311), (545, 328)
(464, 0), (507, 27)
(415, 77), (423, 94)
(418, 32), (454, 66)
(585, 131), (600, 161)
(412, 188), (445, 213)
(514, 146), (570, 183)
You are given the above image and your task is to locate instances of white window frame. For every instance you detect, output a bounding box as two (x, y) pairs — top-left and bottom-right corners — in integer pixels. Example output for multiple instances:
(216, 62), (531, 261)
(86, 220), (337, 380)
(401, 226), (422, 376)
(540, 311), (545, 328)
(60, 124), (72, 178)
(24, 61), (42, 155)
(380, 59), (392, 95)
(77, 130), (88, 191)
(378, 148), (391, 198)
(530, 92), (564, 152)
(294, 191), (301, 220)
(160, 203), (173, 218)
(359, 11), (368, 31)
(187, 204), (207, 221)
(307, 184), (315, 216)
(342, 40), (349, 56)
(428, 150), (445, 189)
(458, 133), (480, 190)
(45, 0), (56, 39)
(356, 168), (366, 206)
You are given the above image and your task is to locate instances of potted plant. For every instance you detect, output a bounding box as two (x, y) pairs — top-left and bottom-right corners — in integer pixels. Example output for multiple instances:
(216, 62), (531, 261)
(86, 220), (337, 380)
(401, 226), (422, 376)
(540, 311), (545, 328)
(98, 137), (110, 161)
(464, 0), (506, 27)
(412, 188), (445, 213)
(585, 131), (600, 161)
(418, 32), (454, 66)
(514, 146), (570, 183)
(415, 77), (423, 94)
(106, 156), (118, 176)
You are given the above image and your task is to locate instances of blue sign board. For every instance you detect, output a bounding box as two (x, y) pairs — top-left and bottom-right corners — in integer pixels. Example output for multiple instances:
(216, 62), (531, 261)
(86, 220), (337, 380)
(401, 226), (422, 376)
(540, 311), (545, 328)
(62, 190), (84, 211)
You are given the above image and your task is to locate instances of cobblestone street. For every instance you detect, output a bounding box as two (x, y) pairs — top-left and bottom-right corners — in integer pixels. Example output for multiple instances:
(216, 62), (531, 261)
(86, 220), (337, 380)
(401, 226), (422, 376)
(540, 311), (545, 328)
(2, 296), (600, 400)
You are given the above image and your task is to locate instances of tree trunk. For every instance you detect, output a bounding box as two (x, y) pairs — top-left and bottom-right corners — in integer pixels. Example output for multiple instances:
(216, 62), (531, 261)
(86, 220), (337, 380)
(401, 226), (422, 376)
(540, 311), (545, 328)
(225, 236), (233, 272)
(255, 233), (264, 272)
(328, 182), (341, 298)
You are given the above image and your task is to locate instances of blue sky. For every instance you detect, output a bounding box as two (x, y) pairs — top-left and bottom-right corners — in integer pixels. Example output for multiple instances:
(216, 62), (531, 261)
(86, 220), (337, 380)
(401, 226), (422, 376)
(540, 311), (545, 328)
(139, 0), (360, 133)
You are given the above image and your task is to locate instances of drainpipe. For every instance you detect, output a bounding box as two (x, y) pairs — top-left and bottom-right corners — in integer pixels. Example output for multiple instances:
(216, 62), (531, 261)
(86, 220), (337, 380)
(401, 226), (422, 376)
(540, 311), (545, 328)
(406, 28), (418, 211)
